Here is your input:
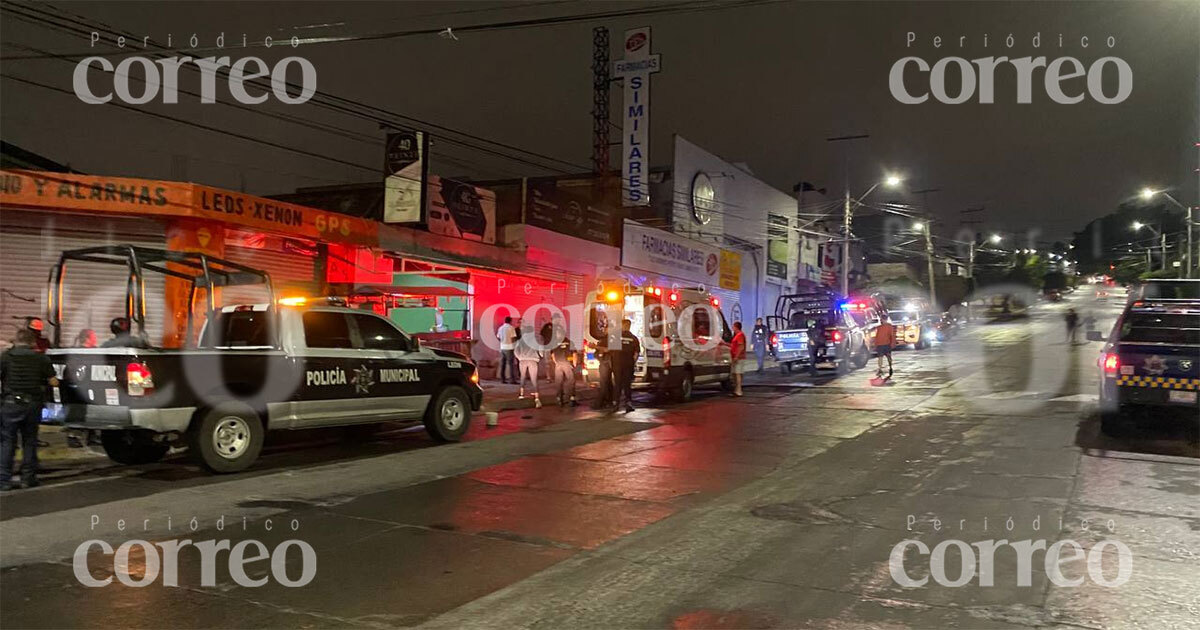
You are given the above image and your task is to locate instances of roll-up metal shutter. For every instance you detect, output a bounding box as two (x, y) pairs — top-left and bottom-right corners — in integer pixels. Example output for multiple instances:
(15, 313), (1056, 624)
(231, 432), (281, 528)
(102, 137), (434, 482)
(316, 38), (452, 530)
(0, 210), (167, 346)
(221, 242), (316, 306)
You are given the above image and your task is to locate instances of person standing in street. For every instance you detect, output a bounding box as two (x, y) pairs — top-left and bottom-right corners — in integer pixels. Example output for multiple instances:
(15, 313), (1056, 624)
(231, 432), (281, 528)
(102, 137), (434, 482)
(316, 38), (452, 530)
(496, 316), (517, 384)
(1065, 308), (1080, 344)
(1, 329), (58, 491)
(751, 317), (769, 373)
(593, 332), (615, 409)
(514, 325), (543, 408)
(806, 317), (827, 377)
(549, 325), (578, 407)
(730, 321), (747, 396)
(615, 318), (641, 413)
(874, 316), (896, 379)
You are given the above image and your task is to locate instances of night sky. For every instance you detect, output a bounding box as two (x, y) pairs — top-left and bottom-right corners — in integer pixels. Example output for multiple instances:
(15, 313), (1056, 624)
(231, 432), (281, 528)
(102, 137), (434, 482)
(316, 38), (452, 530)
(1, 1), (1196, 242)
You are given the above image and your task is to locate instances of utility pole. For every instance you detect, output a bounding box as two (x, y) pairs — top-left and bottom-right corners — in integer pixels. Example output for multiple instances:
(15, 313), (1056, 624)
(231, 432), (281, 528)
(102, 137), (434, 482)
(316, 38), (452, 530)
(842, 187), (852, 295)
(924, 222), (937, 307)
(825, 133), (869, 296)
(914, 187), (941, 307)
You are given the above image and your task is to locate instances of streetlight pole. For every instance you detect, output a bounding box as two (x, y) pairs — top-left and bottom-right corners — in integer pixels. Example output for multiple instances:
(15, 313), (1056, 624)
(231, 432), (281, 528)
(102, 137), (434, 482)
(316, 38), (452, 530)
(1140, 189), (1194, 277)
(826, 133), (870, 296)
(923, 222), (937, 307)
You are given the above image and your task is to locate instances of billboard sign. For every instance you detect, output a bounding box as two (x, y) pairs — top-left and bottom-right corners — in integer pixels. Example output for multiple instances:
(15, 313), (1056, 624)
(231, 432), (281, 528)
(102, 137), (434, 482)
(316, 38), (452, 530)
(613, 26), (661, 207)
(426, 175), (496, 244)
(383, 130), (427, 223)
(622, 220), (719, 286)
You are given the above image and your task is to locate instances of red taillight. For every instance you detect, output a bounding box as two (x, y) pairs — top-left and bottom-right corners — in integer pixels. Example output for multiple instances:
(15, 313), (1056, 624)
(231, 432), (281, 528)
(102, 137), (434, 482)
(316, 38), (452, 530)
(770, 333), (779, 346)
(668, 292), (680, 304)
(1102, 353), (1119, 376)
(126, 362), (155, 396)
(662, 336), (671, 368)
(830, 330), (843, 343)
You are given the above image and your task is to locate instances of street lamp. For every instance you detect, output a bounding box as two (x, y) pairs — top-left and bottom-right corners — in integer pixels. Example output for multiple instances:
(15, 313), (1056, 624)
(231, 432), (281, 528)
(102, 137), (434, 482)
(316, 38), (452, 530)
(1132, 220), (1168, 271)
(839, 173), (904, 295)
(1139, 187), (1193, 278)
(911, 221), (924, 231)
(989, 234), (1002, 244)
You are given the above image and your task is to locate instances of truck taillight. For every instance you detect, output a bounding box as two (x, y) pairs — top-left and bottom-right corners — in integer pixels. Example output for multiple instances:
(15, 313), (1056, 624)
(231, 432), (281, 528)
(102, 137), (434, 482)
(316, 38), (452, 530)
(830, 330), (843, 343)
(662, 337), (671, 368)
(770, 333), (778, 346)
(1102, 353), (1119, 376)
(126, 362), (154, 396)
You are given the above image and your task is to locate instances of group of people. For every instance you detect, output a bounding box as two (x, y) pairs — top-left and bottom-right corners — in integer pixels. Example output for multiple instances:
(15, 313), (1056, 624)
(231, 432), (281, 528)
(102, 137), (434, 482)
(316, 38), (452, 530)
(496, 315), (582, 409)
(0, 316), (147, 491)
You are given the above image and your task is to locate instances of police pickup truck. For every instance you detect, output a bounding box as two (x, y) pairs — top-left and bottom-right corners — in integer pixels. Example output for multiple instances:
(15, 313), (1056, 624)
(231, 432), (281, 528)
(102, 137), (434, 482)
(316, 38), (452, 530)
(766, 290), (871, 374)
(44, 246), (482, 473)
(1088, 279), (1200, 436)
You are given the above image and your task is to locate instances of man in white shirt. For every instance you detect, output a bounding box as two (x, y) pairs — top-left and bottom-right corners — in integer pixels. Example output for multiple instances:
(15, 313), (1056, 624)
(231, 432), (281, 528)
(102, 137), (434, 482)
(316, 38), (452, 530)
(496, 316), (518, 383)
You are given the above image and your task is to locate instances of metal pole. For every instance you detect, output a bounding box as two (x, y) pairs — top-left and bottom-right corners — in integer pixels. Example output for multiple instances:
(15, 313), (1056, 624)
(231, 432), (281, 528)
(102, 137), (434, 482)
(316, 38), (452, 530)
(925, 223), (937, 307)
(1188, 206), (1194, 279)
(1161, 230), (1167, 271)
(841, 187), (851, 296)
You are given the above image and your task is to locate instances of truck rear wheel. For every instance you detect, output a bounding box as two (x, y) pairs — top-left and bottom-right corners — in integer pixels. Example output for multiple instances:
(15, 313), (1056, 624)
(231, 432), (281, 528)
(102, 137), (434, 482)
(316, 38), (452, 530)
(424, 386), (471, 442)
(188, 403), (264, 473)
(100, 430), (169, 465)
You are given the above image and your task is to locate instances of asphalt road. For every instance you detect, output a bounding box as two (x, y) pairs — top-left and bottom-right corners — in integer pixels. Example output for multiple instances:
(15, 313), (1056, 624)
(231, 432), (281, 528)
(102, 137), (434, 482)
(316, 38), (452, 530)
(1, 289), (1197, 629)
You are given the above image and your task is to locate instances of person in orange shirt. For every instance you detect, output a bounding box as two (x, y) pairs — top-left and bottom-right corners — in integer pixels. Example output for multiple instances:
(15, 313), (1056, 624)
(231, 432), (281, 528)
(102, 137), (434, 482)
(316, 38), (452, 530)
(730, 321), (747, 396)
(874, 316), (896, 378)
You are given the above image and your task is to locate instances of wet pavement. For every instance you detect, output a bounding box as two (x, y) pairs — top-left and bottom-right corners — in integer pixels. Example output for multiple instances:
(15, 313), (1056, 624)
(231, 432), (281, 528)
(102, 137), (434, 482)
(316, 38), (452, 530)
(1, 291), (1197, 629)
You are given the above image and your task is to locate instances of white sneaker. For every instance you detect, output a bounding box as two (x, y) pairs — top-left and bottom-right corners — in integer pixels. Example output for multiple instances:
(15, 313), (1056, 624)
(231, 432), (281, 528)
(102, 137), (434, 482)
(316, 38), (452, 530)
(535, 398), (543, 408)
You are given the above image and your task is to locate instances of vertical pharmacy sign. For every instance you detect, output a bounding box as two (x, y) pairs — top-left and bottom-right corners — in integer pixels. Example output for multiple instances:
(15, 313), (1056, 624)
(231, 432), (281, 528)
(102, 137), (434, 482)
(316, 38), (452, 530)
(614, 26), (660, 207)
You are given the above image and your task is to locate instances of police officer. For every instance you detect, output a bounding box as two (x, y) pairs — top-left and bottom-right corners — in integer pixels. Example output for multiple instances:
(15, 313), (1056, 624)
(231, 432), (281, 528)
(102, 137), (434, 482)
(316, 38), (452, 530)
(103, 317), (149, 349)
(614, 318), (641, 413)
(807, 317), (827, 377)
(549, 323), (578, 407)
(751, 317), (770, 372)
(1, 328), (58, 490)
(593, 332), (615, 410)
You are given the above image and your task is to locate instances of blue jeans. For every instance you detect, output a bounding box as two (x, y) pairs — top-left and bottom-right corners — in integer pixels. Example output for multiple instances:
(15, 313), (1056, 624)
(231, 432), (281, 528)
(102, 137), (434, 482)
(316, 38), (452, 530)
(1, 399), (41, 486)
(754, 345), (767, 371)
(499, 350), (517, 382)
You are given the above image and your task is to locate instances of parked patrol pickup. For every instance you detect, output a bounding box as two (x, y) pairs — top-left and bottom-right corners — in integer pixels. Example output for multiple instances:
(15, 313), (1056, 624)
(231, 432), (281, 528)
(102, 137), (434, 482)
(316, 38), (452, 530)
(44, 246), (482, 473)
(1088, 279), (1200, 436)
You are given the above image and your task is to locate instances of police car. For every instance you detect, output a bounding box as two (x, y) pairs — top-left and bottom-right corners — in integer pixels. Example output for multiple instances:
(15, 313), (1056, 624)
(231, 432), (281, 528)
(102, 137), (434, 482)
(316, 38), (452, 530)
(44, 246), (482, 473)
(1088, 280), (1200, 436)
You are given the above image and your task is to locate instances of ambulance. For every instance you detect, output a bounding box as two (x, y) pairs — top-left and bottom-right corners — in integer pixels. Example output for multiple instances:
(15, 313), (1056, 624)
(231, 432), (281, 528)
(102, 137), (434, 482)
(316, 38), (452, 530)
(582, 284), (733, 401)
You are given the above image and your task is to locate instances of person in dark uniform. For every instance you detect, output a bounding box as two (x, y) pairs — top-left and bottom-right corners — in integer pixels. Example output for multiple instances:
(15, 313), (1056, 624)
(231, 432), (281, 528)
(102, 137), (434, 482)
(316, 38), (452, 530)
(615, 318), (642, 413)
(806, 317), (827, 377)
(593, 332), (615, 410)
(549, 324), (578, 407)
(751, 317), (770, 373)
(1, 329), (58, 490)
(102, 317), (149, 349)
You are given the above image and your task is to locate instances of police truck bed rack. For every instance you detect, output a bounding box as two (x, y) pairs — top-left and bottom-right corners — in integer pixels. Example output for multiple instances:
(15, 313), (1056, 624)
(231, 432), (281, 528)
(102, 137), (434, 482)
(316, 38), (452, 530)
(46, 245), (274, 347)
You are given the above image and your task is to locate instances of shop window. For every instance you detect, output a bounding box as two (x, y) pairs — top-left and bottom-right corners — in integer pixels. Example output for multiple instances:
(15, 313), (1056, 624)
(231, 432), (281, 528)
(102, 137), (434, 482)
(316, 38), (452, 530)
(350, 313), (410, 351)
(588, 304), (613, 339)
(302, 312), (352, 348)
(646, 304), (665, 338)
(693, 307), (711, 337)
(200, 311), (274, 348)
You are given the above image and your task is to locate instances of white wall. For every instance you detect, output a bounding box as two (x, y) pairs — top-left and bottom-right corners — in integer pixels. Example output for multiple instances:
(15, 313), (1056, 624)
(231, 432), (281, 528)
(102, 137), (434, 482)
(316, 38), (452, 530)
(669, 135), (800, 324)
